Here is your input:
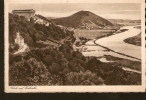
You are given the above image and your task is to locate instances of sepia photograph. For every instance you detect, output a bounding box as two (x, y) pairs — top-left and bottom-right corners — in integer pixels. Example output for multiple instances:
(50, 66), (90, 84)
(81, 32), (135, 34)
(4, 0), (145, 92)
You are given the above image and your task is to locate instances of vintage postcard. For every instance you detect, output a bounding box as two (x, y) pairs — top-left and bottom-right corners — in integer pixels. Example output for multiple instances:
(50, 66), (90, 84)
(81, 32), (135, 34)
(4, 0), (145, 92)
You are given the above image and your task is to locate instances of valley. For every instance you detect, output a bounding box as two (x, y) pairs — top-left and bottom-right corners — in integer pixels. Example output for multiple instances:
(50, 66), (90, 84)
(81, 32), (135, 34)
(74, 29), (116, 39)
(8, 9), (142, 86)
(73, 25), (141, 74)
(95, 26), (141, 60)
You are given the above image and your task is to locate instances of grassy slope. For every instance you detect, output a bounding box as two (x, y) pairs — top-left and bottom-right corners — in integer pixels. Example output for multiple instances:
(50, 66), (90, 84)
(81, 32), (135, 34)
(105, 55), (141, 71)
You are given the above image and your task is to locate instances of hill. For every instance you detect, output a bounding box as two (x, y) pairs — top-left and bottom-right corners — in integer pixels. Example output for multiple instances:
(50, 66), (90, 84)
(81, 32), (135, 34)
(51, 11), (113, 29)
(108, 19), (141, 26)
(9, 13), (75, 49)
(9, 13), (141, 86)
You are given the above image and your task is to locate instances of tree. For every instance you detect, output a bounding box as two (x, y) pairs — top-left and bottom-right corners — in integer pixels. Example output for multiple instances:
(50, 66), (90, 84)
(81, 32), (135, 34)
(58, 58), (68, 68)
(50, 50), (57, 58)
(57, 51), (64, 59)
(64, 52), (73, 61)
(76, 53), (83, 59)
(32, 32), (36, 43)
(68, 60), (77, 71)
(63, 70), (104, 85)
(50, 63), (60, 74)
(30, 17), (35, 23)
(42, 55), (54, 66)
(85, 57), (102, 72)
(9, 58), (50, 85)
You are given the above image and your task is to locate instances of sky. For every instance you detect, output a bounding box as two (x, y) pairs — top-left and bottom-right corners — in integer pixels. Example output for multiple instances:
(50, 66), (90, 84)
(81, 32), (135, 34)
(8, 3), (141, 20)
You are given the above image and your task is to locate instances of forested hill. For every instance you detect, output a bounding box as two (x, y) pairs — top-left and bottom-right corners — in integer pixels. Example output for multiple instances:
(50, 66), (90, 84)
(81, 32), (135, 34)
(51, 11), (113, 29)
(9, 13), (141, 86)
(9, 13), (75, 48)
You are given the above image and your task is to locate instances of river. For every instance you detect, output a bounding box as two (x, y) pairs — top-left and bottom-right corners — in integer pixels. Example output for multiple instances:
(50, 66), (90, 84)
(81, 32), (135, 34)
(82, 26), (141, 62)
(95, 26), (141, 60)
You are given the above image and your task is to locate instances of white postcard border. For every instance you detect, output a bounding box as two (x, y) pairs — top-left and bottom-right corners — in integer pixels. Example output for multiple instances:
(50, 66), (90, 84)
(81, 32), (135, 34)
(4, 0), (145, 93)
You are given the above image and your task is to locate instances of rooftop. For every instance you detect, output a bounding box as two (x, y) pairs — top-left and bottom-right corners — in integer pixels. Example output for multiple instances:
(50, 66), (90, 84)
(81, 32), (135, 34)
(12, 9), (36, 13)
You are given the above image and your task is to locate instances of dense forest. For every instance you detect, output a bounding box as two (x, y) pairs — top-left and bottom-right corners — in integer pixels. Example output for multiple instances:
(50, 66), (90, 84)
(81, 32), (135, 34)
(9, 13), (141, 85)
(9, 13), (75, 47)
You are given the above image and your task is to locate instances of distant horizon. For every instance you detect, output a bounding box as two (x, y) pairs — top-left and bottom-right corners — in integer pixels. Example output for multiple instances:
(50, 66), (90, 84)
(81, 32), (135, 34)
(45, 10), (141, 20)
(9, 3), (141, 20)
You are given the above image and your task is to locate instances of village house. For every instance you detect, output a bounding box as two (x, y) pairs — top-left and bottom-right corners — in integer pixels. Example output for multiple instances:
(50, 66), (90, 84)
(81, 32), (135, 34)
(12, 9), (36, 20)
(32, 16), (50, 26)
(45, 23), (50, 26)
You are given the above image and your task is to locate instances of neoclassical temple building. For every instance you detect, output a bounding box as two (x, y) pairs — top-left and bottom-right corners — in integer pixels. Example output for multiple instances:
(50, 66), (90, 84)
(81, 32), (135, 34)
(12, 9), (36, 19)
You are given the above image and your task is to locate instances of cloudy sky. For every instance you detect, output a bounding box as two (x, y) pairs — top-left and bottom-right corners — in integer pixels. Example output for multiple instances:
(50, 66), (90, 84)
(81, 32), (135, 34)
(9, 3), (141, 20)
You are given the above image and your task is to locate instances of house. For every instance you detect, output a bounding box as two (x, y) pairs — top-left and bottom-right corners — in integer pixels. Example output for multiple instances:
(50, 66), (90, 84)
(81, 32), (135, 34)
(45, 23), (50, 26)
(12, 9), (36, 19)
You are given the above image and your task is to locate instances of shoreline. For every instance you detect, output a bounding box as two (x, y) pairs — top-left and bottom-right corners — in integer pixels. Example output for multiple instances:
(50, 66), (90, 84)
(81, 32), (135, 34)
(93, 39), (141, 61)
(82, 39), (141, 73)
(81, 27), (141, 74)
(93, 26), (141, 60)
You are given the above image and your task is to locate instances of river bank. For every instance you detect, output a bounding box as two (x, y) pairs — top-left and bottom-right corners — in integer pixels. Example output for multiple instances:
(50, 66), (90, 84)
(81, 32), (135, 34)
(95, 26), (141, 60)
(81, 25), (141, 74)
(82, 39), (140, 62)
(82, 40), (141, 73)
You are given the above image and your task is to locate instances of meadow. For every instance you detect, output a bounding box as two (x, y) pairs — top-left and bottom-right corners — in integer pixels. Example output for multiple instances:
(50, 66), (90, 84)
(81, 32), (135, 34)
(74, 29), (115, 39)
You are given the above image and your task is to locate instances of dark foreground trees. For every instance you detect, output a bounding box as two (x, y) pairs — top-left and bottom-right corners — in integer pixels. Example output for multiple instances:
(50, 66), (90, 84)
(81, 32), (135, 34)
(63, 70), (104, 85)
(9, 45), (141, 85)
(9, 57), (63, 85)
(9, 13), (141, 86)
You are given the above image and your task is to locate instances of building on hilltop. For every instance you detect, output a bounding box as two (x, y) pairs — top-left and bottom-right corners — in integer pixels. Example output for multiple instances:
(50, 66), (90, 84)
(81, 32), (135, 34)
(12, 9), (36, 19)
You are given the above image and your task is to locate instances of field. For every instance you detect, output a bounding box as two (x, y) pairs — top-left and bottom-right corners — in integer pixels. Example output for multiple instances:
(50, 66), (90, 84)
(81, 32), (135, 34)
(105, 55), (141, 71)
(74, 29), (115, 39)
